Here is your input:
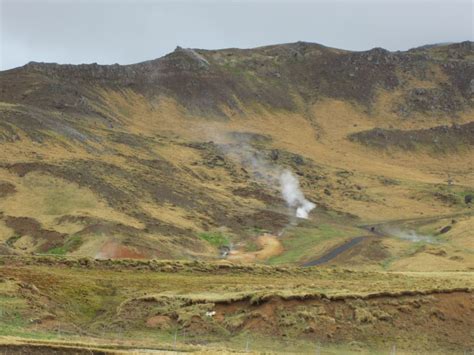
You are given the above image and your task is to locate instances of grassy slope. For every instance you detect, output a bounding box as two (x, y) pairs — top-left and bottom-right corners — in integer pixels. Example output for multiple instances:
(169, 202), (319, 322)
(2, 94), (472, 270)
(0, 42), (473, 271)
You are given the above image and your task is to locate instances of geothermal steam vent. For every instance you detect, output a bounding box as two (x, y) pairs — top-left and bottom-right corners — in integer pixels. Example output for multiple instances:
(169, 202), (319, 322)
(279, 170), (315, 218)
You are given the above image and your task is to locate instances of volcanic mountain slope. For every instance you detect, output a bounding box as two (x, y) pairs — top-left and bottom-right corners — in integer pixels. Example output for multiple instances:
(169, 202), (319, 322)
(0, 41), (473, 269)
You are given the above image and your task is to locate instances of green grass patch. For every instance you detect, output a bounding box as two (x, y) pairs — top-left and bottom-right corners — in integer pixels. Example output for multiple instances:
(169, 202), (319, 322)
(0, 292), (30, 331)
(268, 224), (356, 265)
(47, 246), (67, 255)
(198, 232), (230, 247)
(46, 235), (83, 255)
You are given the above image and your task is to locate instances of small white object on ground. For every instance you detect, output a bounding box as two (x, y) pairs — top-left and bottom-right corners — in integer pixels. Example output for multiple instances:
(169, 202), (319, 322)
(205, 311), (216, 317)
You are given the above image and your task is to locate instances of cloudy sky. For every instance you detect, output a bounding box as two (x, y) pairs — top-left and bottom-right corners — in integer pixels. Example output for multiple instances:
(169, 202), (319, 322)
(1, 0), (472, 70)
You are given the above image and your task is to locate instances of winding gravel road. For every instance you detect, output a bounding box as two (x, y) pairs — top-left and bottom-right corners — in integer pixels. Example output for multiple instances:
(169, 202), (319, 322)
(302, 211), (474, 267)
(302, 236), (367, 267)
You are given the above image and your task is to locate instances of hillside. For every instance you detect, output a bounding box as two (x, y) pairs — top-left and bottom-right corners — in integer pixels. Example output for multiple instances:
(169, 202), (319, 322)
(0, 41), (473, 270)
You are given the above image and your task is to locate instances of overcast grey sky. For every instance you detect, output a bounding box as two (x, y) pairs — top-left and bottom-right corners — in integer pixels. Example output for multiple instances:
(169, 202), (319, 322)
(1, 0), (472, 70)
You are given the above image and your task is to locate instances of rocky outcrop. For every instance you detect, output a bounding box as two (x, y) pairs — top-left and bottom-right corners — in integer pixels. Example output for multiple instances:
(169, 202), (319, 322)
(397, 86), (466, 114)
(349, 122), (474, 152)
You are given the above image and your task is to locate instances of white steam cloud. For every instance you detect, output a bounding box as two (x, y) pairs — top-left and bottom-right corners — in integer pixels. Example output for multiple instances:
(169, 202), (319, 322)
(279, 170), (316, 219)
(382, 227), (436, 243)
(203, 130), (316, 220)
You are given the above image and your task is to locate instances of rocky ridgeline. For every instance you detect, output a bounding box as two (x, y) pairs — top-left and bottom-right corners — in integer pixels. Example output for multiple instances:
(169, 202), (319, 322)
(3, 41), (469, 117)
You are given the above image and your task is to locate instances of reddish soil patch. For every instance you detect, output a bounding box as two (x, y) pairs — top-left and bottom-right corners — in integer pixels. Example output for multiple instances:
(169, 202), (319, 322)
(95, 240), (150, 260)
(121, 289), (473, 352)
(146, 315), (173, 329)
(212, 291), (474, 351)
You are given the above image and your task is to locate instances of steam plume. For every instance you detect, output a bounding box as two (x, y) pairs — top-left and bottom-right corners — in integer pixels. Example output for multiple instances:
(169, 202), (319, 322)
(382, 227), (435, 243)
(204, 130), (316, 220)
(279, 170), (316, 219)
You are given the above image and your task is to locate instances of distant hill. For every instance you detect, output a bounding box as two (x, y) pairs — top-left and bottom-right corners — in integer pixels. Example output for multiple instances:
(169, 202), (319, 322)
(0, 41), (472, 270)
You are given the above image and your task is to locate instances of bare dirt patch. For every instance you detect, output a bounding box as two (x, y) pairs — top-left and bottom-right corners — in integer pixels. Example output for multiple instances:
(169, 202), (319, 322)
(227, 234), (283, 263)
(95, 239), (151, 260)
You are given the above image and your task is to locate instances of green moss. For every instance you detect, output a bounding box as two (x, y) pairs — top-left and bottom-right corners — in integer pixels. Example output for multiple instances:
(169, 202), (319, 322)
(47, 246), (67, 255)
(198, 232), (230, 247)
(46, 235), (83, 255)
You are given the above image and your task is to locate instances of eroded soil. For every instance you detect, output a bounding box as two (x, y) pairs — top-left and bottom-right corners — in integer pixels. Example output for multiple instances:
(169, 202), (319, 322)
(227, 234), (284, 263)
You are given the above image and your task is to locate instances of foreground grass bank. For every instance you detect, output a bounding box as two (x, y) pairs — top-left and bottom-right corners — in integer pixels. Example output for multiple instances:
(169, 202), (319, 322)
(0, 256), (473, 354)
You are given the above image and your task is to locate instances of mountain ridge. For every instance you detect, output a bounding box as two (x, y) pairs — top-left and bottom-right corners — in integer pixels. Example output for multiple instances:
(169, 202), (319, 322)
(0, 39), (472, 270)
(5, 39), (473, 70)
(2, 40), (472, 120)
